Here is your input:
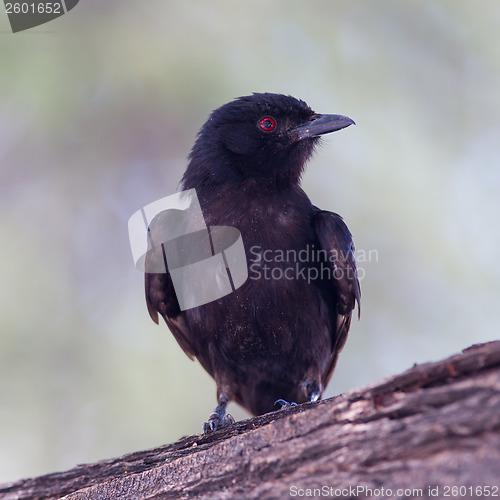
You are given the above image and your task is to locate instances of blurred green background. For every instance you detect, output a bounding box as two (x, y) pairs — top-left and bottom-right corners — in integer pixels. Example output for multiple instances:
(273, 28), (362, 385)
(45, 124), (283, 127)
(1, 0), (499, 483)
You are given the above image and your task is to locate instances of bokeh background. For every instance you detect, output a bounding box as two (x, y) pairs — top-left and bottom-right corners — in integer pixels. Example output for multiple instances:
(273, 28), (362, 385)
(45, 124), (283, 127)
(1, 0), (499, 483)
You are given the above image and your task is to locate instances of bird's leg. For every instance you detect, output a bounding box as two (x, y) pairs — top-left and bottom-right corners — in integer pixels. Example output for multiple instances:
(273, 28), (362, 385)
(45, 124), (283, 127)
(306, 381), (322, 402)
(203, 393), (235, 433)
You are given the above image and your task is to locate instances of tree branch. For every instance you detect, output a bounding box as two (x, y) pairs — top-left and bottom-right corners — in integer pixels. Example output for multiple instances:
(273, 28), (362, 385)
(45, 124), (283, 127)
(2, 341), (500, 499)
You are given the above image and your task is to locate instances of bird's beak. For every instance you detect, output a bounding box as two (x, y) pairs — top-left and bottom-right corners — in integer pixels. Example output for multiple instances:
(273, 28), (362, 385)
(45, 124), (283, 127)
(290, 114), (355, 141)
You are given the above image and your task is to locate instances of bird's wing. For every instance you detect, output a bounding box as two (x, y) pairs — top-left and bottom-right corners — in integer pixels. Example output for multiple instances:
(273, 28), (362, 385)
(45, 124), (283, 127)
(144, 212), (197, 360)
(311, 207), (361, 386)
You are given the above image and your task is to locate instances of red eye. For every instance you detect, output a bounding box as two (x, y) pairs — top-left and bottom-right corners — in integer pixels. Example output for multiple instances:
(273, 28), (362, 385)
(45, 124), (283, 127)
(259, 116), (276, 132)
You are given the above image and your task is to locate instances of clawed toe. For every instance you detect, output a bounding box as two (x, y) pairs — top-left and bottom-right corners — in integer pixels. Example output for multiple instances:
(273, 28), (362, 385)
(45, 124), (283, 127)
(274, 399), (298, 410)
(203, 411), (235, 433)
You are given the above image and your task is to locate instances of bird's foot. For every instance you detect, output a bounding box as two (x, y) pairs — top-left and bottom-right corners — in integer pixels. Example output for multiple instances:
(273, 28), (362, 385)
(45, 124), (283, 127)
(274, 399), (298, 410)
(203, 410), (235, 433)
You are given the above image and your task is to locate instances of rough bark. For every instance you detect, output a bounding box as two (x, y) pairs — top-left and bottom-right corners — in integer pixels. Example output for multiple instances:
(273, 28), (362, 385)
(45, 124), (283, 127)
(2, 341), (500, 500)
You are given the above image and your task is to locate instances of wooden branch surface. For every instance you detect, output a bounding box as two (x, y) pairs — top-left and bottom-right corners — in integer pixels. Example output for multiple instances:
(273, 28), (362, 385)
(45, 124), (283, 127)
(2, 341), (500, 499)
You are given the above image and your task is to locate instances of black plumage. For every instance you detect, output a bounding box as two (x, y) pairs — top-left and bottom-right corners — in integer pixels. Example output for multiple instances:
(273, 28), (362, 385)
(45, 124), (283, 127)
(145, 93), (360, 431)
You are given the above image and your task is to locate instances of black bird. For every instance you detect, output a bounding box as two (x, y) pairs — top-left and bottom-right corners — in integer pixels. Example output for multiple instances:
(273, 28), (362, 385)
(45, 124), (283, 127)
(145, 93), (360, 431)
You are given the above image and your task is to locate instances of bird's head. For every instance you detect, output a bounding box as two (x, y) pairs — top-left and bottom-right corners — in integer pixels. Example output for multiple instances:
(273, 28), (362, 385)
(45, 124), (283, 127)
(183, 93), (354, 189)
